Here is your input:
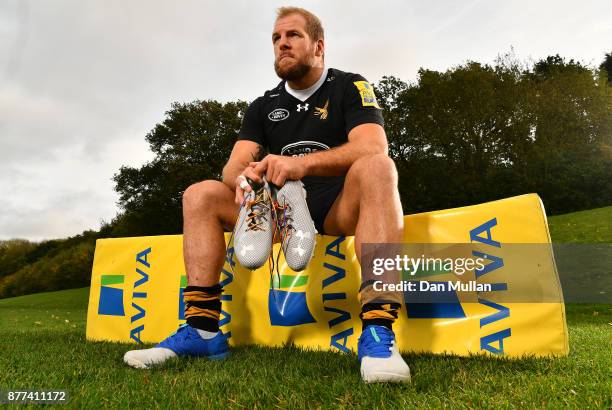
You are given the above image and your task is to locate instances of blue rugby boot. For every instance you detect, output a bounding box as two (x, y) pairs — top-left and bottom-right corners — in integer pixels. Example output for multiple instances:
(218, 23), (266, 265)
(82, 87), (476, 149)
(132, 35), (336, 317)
(358, 325), (411, 383)
(123, 324), (229, 369)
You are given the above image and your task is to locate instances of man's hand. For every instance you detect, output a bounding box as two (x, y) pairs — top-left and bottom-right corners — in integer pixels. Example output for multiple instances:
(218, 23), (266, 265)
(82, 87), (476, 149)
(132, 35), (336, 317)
(234, 165), (264, 205)
(251, 154), (307, 187)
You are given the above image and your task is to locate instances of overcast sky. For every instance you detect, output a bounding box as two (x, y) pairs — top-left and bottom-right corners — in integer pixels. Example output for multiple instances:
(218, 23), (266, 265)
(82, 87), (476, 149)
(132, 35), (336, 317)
(1, 0), (610, 241)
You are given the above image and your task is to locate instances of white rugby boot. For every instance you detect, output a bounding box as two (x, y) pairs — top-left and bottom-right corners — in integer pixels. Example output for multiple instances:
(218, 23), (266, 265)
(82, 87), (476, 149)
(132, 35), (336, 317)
(234, 179), (274, 270)
(273, 180), (316, 271)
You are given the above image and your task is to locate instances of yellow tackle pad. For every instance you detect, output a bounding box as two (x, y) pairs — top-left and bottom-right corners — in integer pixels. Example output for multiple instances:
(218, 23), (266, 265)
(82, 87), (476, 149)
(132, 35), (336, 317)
(86, 193), (568, 357)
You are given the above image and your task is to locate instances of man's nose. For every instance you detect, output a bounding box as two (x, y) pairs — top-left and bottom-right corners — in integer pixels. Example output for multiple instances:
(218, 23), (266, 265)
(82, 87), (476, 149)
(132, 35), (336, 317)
(278, 35), (290, 49)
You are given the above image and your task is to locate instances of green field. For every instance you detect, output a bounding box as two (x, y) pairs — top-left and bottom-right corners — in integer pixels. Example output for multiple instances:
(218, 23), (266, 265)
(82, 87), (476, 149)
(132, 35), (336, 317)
(547, 206), (612, 243)
(0, 208), (611, 408)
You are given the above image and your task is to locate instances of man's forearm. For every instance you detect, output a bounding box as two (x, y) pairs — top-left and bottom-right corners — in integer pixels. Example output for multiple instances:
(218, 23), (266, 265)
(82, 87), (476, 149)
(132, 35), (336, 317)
(222, 143), (266, 189)
(222, 161), (247, 189)
(300, 140), (387, 177)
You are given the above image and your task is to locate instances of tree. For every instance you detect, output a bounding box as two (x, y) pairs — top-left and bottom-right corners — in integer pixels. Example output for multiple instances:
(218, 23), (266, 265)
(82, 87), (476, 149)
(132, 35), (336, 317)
(375, 55), (611, 215)
(599, 52), (612, 83)
(0, 240), (36, 279)
(524, 55), (612, 213)
(376, 59), (536, 212)
(0, 231), (98, 299)
(111, 100), (248, 236)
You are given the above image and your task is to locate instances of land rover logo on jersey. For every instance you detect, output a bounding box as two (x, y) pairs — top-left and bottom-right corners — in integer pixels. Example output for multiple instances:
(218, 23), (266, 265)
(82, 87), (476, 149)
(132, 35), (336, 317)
(268, 108), (290, 122)
(281, 141), (330, 156)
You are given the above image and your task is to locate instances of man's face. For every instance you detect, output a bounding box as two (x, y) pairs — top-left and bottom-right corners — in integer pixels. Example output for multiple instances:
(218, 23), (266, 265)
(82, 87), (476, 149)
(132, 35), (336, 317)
(272, 14), (321, 81)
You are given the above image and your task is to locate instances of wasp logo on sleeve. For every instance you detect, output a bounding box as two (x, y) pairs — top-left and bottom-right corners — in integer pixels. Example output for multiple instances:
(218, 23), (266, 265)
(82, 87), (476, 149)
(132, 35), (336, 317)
(353, 81), (381, 108)
(314, 99), (329, 120)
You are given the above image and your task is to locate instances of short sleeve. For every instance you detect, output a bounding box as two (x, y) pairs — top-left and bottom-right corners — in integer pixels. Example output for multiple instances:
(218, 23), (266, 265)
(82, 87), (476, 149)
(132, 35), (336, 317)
(342, 74), (384, 134)
(238, 97), (266, 147)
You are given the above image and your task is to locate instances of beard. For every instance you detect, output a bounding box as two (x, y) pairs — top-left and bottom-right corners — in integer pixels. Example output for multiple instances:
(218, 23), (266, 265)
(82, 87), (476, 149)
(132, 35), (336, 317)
(274, 56), (313, 82)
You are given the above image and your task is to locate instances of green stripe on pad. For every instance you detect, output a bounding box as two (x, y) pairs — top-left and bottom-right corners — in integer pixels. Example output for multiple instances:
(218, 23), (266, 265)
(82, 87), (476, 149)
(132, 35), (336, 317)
(180, 275), (187, 288)
(101, 275), (124, 286)
(271, 274), (308, 289)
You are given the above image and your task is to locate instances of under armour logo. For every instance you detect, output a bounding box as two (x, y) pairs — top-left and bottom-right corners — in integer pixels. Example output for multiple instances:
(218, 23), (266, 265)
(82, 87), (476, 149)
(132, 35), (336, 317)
(293, 244), (306, 257)
(291, 230), (311, 257)
(240, 244), (254, 256)
(295, 230), (311, 240)
(296, 103), (309, 112)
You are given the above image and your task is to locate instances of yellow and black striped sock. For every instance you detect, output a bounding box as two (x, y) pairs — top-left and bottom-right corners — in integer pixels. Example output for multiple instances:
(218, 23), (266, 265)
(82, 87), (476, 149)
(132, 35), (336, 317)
(184, 284), (222, 332)
(360, 302), (401, 331)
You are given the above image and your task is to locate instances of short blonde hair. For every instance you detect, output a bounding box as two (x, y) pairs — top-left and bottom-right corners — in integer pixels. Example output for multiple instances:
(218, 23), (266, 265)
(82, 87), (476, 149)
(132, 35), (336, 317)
(276, 7), (324, 41)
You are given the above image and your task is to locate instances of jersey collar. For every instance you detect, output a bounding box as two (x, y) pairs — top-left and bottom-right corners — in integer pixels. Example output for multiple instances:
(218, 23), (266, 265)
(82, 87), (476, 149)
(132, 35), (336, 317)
(284, 67), (329, 102)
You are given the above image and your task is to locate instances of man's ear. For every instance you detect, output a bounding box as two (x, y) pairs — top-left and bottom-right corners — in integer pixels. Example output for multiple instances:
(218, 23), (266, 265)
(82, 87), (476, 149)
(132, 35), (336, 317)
(315, 39), (325, 58)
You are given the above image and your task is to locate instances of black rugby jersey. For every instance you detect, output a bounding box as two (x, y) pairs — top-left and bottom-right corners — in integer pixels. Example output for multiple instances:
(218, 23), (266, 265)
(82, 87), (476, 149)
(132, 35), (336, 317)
(237, 68), (384, 187)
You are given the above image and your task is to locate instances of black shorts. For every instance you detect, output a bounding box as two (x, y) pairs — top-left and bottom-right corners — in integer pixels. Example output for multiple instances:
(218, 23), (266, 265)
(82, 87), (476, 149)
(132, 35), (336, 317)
(304, 176), (345, 235)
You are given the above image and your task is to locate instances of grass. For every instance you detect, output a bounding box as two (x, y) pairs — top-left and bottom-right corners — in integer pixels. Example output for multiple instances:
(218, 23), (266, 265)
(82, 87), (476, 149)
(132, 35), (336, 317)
(548, 206), (612, 243)
(0, 288), (610, 408)
(548, 206), (612, 304)
(0, 207), (611, 408)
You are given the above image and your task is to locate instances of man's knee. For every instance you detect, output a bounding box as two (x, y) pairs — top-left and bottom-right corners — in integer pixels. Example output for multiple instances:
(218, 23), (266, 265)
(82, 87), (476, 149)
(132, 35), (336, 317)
(183, 180), (229, 212)
(350, 154), (398, 187)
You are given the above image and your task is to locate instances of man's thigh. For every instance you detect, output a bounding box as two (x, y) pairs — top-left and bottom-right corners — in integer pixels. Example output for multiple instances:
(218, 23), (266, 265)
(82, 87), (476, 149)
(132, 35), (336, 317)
(322, 180), (360, 236)
(321, 154), (400, 236)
